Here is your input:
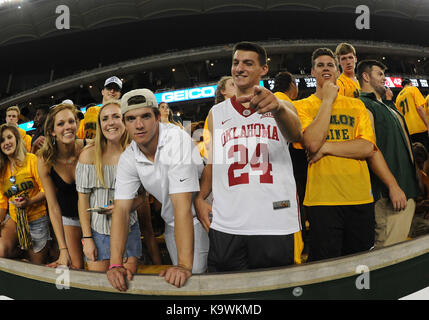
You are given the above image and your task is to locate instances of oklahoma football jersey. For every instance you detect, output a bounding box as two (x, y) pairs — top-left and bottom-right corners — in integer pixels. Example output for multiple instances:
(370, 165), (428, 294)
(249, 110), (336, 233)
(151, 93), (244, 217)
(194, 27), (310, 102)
(210, 96), (300, 235)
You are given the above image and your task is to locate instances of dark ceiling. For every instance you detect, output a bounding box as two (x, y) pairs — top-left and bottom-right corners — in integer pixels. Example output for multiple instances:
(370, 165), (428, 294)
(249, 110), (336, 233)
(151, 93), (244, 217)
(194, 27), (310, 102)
(0, 0), (427, 73)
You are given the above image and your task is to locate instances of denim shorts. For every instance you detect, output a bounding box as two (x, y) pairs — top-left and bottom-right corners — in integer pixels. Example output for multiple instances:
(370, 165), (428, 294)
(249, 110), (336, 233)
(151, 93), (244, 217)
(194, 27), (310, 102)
(5, 214), (50, 253)
(62, 216), (81, 227)
(89, 221), (142, 261)
(29, 215), (51, 253)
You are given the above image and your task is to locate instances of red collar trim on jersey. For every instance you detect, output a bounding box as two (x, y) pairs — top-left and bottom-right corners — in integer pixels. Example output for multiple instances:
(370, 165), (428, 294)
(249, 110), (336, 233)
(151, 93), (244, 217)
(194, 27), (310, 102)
(231, 95), (257, 118)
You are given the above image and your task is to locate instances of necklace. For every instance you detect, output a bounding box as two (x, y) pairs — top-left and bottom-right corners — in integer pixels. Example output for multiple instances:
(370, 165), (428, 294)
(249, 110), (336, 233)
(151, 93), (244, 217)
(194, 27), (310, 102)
(9, 162), (18, 194)
(63, 157), (75, 165)
(10, 161), (16, 173)
(58, 157), (74, 165)
(61, 144), (77, 165)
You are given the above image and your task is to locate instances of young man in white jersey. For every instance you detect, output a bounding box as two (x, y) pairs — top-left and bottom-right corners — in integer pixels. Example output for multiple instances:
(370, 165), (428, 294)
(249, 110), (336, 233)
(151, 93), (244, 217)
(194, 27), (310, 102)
(194, 42), (303, 271)
(106, 89), (208, 291)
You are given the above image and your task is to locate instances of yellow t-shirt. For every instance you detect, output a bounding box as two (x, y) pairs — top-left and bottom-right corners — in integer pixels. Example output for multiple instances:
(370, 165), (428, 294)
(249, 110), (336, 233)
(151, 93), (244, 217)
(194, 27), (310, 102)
(274, 91), (302, 150)
(294, 94), (375, 206)
(274, 91), (293, 103)
(202, 116), (210, 160)
(396, 86), (427, 135)
(337, 73), (361, 98)
(79, 106), (101, 139)
(77, 118), (85, 139)
(0, 153), (46, 223)
(18, 127), (32, 152)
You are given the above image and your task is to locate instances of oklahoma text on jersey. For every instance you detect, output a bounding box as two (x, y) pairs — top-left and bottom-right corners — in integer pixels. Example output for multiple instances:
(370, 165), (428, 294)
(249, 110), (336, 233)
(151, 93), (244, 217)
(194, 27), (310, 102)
(220, 123), (280, 147)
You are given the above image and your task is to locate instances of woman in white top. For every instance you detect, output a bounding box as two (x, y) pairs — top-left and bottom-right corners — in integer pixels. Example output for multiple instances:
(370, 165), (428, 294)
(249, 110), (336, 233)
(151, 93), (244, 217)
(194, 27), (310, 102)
(76, 100), (160, 272)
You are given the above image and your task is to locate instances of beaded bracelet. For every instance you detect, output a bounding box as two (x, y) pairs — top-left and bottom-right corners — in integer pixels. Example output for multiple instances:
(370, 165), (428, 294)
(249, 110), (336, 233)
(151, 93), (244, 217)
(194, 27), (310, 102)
(108, 264), (124, 270)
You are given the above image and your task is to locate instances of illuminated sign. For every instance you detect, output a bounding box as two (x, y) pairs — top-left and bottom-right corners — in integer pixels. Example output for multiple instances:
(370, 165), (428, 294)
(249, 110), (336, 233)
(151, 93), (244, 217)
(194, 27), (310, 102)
(18, 121), (34, 132)
(266, 79), (300, 91)
(384, 77), (427, 88)
(385, 77), (403, 88)
(410, 79), (419, 87)
(156, 85), (216, 103)
(80, 104), (101, 114)
(304, 78), (316, 88)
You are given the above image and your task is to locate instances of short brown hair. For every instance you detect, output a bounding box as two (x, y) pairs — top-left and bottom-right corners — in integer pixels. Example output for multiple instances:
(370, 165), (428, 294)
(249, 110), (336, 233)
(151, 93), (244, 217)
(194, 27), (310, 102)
(335, 42), (356, 58)
(232, 41), (267, 66)
(356, 60), (387, 85)
(311, 48), (338, 69)
(273, 72), (294, 93)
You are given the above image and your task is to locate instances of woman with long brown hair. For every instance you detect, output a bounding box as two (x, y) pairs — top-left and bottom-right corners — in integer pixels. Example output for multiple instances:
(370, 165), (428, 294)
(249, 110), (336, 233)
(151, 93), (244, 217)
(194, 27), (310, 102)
(158, 102), (183, 128)
(0, 124), (49, 264)
(37, 103), (88, 269)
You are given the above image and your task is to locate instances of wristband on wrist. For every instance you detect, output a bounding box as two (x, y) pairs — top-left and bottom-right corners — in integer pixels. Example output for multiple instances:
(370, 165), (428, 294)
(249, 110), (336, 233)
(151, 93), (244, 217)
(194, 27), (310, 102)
(108, 264), (124, 270)
(82, 236), (93, 239)
(59, 247), (68, 250)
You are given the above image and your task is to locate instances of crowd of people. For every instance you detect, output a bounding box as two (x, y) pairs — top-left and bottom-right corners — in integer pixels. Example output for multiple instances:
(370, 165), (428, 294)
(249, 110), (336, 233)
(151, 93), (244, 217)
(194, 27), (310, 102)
(1, 40), (429, 292)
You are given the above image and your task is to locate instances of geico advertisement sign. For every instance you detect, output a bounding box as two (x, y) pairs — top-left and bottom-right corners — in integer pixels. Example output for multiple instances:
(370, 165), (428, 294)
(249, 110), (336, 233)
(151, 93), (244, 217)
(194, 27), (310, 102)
(156, 86), (216, 103)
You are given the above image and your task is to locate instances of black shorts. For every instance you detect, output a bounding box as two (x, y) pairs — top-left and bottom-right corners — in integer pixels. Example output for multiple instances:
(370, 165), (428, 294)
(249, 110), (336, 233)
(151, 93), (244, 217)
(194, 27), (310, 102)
(306, 203), (375, 262)
(207, 229), (295, 272)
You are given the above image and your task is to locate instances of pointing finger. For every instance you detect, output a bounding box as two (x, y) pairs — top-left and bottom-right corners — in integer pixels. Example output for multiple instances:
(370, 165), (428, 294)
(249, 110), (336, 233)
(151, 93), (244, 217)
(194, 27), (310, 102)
(236, 95), (253, 105)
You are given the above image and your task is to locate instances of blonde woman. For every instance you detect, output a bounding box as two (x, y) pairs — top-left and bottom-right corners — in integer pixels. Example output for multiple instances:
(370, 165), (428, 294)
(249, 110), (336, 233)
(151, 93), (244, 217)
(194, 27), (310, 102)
(0, 124), (49, 264)
(201, 76), (236, 161)
(214, 76), (235, 104)
(37, 104), (88, 269)
(76, 100), (161, 272)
